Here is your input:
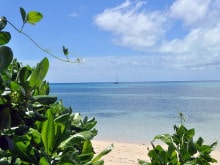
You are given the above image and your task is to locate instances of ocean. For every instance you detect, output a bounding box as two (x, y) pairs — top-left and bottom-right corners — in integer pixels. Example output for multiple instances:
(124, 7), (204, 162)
(50, 81), (220, 145)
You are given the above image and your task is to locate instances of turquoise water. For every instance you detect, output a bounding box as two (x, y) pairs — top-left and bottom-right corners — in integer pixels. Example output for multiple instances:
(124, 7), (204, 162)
(50, 81), (220, 144)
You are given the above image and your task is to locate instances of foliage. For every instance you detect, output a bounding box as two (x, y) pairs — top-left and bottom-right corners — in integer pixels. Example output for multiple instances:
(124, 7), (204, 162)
(138, 113), (217, 165)
(0, 8), (112, 165)
(1, 7), (82, 63)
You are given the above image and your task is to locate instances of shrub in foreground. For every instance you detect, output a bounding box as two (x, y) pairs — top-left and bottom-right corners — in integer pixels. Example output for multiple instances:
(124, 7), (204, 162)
(139, 113), (217, 165)
(0, 8), (112, 165)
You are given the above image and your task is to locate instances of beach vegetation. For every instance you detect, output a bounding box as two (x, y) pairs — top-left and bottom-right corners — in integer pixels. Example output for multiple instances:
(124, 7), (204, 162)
(138, 113), (217, 165)
(0, 8), (112, 165)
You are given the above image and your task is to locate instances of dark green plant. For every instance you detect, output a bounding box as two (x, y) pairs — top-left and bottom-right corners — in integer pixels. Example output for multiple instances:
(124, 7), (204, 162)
(0, 8), (112, 165)
(139, 113), (217, 165)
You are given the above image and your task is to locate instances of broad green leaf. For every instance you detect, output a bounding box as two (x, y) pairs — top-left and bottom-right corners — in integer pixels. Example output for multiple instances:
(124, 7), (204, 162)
(210, 141), (217, 149)
(78, 153), (94, 164)
(176, 125), (187, 137)
(154, 145), (166, 152)
(0, 46), (13, 72)
(27, 11), (43, 24)
(82, 117), (97, 130)
(37, 80), (50, 95)
(41, 109), (55, 155)
(0, 32), (11, 45)
(0, 106), (11, 130)
(59, 131), (95, 149)
(82, 140), (93, 154)
(187, 139), (197, 155)
(153, 134), (172, 145)
(91, 160), (104, 165)
(60, 150), (78, 164)
(171, 151), (178, 160)
(10, 81), (20, 91)
(55, 122), (66, 134)
(186, 128), (195, 139)
(19, 66), (32, 85)
(0, 76), (4, 93)
(29, 57), (49, 88)
(39, 157), (50, 165)
(148, 145), (168, 164)
(0, 97), (7, 104)
(180, 148), (191, 162)
(28, 128), (41, 144)
(52, 123), (67, 150)
(55, 113), (70, 123)
(91, 144), (113, 163)
(0, 17), (7, 31)
(199, 145), (212, 153)
(74, 131), (95, 140)
(196, 137), (204, 147)
(13, 136), (37, 163)
(32, 95), (57, 104)
(20, 7), (26, 23)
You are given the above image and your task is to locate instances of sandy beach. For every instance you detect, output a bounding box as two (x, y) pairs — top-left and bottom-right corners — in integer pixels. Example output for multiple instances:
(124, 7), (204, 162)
(93, 140), (220, 165)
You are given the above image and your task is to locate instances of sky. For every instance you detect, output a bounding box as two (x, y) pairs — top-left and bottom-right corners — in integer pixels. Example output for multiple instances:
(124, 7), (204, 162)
(2, 0), (220, 82)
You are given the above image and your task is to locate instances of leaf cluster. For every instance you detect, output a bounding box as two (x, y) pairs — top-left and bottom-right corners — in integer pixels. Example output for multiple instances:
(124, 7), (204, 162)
(139, 114), (218, 165)
(0, 8), (42, 46)
(0, 7), (112, 165)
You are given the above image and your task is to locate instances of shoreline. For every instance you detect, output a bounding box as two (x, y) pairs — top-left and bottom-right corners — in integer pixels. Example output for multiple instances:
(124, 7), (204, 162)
(92, 140), (220, 165)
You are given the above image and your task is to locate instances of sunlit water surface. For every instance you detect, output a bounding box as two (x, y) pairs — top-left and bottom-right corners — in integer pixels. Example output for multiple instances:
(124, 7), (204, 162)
(50, 81), (220, 145)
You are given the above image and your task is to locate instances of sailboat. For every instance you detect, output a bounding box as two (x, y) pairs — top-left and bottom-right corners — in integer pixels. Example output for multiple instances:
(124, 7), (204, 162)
(113, 74), (119, 84)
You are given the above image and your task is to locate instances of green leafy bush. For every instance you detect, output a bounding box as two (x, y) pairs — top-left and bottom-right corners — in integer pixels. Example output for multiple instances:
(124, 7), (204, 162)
(139, 113), (217, 165)
(0, 8), (112, 165)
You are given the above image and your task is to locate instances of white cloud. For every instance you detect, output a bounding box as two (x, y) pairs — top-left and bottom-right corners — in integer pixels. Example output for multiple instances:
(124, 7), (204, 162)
(170, 0), (211, 26)
(160, 24), (220, 54)
(94, 0), (167, 50)
(161, 53), (220, 70)
(93, 0), (220, 71)
(159, 23), (220, 70)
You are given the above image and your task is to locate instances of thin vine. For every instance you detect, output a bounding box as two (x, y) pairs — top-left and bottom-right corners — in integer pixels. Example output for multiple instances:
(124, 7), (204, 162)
(2, 7), (83, 63)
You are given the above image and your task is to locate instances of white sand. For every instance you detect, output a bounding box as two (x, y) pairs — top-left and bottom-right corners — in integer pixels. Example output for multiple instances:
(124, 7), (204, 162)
(93, 140), (220, 165)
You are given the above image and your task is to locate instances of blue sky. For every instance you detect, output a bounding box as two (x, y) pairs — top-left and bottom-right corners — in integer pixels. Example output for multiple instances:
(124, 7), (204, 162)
(2, 0), (220, 82)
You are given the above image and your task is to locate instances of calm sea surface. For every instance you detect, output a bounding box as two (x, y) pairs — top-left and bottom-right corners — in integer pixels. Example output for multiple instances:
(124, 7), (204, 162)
(50, 81), (220, 144)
